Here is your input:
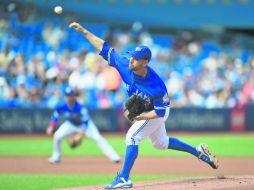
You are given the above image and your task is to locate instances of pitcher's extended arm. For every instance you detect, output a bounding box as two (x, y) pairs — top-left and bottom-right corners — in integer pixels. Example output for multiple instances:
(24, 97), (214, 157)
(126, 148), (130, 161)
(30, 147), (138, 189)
(69, 22), (104, 51)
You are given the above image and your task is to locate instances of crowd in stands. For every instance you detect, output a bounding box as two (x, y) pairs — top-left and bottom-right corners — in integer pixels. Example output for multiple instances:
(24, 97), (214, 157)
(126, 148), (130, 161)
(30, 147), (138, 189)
(0, 3), (254, 109)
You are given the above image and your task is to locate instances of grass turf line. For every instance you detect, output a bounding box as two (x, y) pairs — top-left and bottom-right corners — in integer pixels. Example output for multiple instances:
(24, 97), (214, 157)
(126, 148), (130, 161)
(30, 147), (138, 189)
(0, 174), (192, 190)
(0, 134), (254, 157)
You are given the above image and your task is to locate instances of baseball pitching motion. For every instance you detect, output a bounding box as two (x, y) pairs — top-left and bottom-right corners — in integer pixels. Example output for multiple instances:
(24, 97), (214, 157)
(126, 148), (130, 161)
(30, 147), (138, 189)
(46, 86), (120, 164)
(69, 22), (219, 189)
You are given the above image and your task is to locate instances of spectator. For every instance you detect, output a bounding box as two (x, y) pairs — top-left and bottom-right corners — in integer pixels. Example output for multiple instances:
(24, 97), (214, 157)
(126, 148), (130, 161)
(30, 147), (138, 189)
(0, 7), (253, 109)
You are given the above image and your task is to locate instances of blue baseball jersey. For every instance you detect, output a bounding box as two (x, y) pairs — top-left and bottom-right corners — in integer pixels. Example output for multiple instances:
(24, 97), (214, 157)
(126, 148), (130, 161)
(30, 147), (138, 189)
(99, 42), (170, 117)
(50, 100), (90, 127)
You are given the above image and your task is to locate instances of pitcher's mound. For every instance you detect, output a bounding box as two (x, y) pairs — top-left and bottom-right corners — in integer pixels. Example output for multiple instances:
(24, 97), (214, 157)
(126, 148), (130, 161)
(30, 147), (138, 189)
(59, 175), (254, 190)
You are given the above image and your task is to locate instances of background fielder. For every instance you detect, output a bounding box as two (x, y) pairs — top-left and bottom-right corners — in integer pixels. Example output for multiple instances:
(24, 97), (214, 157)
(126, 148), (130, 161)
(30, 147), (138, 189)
(46, 86), (120, 164)
(69, 22), (219, 189)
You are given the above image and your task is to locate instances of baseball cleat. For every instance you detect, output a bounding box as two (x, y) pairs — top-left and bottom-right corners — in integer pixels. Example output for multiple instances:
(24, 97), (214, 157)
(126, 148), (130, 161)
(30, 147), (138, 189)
(197, 143), (219, 169)
(48, 157), (61, 164)
(104, 173), (133, 189)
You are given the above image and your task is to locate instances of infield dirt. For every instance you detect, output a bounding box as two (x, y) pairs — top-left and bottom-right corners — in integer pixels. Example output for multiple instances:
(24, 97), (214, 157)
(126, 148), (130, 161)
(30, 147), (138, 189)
(0, 156), (254, 190)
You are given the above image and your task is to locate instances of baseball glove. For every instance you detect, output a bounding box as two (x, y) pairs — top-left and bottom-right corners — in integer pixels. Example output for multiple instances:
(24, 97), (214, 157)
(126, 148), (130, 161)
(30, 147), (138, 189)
(67, 132), (84, 149)
(125, 94), (153, 121)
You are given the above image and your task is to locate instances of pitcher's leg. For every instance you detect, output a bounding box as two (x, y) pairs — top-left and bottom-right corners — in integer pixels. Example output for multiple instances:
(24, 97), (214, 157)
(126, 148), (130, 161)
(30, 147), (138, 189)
(148, 124), (199, 156)
(121, 119), (154, 179)
(85, 120), (120, 162)
(169, 137), (219, 169)
(105, 119), (156, 189)
(168, 137), (199, 156)
(148, 125), (218, 169)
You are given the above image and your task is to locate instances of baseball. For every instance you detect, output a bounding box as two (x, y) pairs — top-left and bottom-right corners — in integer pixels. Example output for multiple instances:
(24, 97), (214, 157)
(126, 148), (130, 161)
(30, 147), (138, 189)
(54, 6), (63, 14)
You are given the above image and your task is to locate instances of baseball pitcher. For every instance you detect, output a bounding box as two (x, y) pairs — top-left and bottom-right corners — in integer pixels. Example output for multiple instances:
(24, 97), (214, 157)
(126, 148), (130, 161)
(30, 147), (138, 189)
(69, 22), (219, 189)
(46, 86), (120, 164)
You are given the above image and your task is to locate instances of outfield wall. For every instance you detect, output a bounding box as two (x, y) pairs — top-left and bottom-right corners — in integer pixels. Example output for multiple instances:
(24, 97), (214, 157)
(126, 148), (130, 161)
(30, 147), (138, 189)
(0, 106), (253, 133)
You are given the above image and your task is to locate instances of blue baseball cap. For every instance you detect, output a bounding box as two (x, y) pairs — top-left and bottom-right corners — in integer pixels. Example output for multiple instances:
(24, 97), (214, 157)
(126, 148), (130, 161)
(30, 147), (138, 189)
(64, 86), (75, 96)
(130, 45), (152, 62)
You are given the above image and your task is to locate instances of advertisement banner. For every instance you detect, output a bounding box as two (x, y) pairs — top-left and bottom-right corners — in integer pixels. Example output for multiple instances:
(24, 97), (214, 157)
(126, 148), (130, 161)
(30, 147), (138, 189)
(245, 104), (254, 131)
(89, 109), (118, 132)
(165, 108), (231, 131)
(230, 107), (246, 131)
(0, 107), (249, 133)
(0, 109), (53, 133)
(0, 109), (118, 133)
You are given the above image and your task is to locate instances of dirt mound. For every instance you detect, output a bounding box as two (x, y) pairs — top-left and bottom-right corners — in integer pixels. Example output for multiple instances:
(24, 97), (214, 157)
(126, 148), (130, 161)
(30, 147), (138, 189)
(59, 176), (254, 190)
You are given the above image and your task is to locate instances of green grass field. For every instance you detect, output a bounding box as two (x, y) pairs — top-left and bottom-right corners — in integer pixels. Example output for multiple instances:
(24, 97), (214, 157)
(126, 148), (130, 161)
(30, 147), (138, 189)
(0, 133), (254, 190)
(0, 174), (192, 190)
(1, 134), (254, 157)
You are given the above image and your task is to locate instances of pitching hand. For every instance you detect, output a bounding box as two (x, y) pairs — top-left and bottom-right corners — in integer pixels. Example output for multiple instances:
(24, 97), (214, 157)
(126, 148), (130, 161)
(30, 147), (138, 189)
(69, 22), (85, 33)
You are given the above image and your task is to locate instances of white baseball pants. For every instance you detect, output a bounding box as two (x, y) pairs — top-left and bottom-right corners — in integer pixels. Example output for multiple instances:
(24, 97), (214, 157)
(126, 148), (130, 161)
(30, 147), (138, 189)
(50, 120), (120, 162)
(126, 108), (170, 149)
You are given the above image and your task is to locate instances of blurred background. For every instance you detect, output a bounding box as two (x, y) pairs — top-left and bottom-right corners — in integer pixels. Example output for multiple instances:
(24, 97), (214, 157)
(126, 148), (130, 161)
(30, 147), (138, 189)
(0, 0), (254, 133)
